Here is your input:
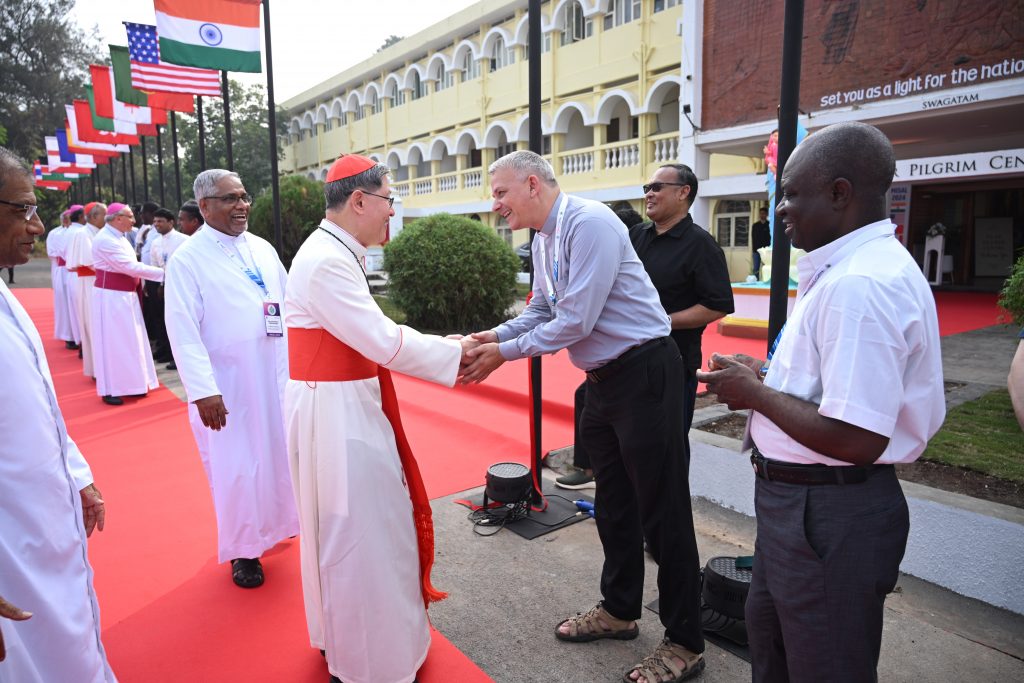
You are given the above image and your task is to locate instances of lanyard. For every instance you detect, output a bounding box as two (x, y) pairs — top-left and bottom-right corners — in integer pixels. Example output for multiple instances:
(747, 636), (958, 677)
(537, 194), (569, 307)
(318, 227), (370, 288)
(214, 235), (269, 297)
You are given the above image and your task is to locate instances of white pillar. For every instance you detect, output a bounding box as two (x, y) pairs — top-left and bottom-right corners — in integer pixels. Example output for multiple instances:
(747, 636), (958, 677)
(680, 0), (711, 230)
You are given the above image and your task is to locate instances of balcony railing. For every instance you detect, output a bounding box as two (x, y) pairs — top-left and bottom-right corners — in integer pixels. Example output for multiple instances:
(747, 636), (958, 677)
(464, 170), (482, 188)
(393, 182), (411, 198)
(437, 171), (458, 193)
(649, 132), (679, 164)
(603, 141), (640, 169)
(560, 150), (594, 175)
(414, 179), (433, 195)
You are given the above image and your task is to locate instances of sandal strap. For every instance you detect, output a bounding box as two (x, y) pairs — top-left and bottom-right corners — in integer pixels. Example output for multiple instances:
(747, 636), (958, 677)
(629, 638), (700, 682)
(564, 603), (629, 637)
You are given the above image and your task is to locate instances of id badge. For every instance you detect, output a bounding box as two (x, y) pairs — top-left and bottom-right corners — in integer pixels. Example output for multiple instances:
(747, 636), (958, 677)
(263, 301), (283, 337)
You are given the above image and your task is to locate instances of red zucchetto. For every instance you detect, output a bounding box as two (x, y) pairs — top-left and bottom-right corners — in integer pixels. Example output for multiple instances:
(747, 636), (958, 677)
(325, 154), (376, 183)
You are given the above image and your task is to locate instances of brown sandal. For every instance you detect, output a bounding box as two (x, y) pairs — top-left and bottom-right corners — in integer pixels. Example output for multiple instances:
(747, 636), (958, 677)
(555, 603), (639, 642)
(623, 637), (705, 682)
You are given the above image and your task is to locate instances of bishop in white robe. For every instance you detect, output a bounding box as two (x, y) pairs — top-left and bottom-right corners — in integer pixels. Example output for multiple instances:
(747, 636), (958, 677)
(0, 155), (114, 682)
(164, 170), (298, 586)
(284, 155), (468, 683)
(90, 204), (163, 403)
(45, 213), (74, 345)
(64, 202), (105, 377)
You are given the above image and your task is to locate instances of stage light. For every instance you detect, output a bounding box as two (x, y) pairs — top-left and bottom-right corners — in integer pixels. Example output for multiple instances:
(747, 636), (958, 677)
(483, 462), (532, 506)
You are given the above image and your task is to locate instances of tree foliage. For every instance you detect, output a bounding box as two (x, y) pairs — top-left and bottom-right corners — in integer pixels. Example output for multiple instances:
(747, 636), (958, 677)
(377, 35), (404, 52)
(999, 254), (1024, 326)
(383, 213), (519, 332)
(0, 0), (102, 162)
(248, 174), (324, 268)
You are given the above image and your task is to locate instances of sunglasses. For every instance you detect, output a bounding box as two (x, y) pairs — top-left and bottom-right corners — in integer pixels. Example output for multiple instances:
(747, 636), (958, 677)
(642, 182), (687, 194)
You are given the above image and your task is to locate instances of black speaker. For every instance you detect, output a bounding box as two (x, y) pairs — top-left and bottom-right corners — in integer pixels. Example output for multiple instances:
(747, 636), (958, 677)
(483, 462), (532, 505)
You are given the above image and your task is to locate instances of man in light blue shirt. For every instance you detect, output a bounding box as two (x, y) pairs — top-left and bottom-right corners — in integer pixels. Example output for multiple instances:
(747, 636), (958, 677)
(463, 151), (707, 682)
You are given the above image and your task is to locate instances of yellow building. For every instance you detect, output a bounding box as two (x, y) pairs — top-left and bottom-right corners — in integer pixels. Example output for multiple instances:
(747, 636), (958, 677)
(281, 0), (688, 251)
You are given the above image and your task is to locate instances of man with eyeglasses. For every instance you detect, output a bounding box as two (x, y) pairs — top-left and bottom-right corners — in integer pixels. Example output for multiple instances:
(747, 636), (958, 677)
(634, 164), (735, 435)
(284, 154), (474, 683)
(91, 203), (165, 406)
(462, 151), (707, 683)
(46, 205), (82, 350)
(164, 169), (298, 591)
(65, 201), (106, 378)
(0, 147), (116, 682)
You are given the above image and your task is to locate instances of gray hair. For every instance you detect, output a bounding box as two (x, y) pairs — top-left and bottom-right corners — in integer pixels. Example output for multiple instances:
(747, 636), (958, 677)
(193, 169), (241, 201)
(0, 147), (31, 193)
(88, 203), (108, 221)
(488, 150), (557, 187)
(324, 163), (390, 210)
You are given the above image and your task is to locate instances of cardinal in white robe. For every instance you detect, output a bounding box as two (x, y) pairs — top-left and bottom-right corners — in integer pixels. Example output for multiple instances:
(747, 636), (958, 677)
(62, 207), (85, 346)
(0, 150), (114, 682)
(64, 202), (106, 377)
(90, 203), (163, 405)
(164, 170), (298, 589)
(285, 155), (473, 683)
(45, 210), (75, 346)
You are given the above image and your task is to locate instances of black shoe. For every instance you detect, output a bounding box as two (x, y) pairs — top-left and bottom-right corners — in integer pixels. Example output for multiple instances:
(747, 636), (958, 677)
(65, 341), (79, 350)
(102, 395), (123, 406)
(231, 558), (264, 588)
(166, 361), (177, 370)
(78, 347), (83, 359)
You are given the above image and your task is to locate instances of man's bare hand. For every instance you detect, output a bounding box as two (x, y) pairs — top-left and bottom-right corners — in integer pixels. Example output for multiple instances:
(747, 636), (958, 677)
(0, 595), (32, 661)
(458, 337), (481, 366)
(80, 483), (105, 537)
(707, 352), (763, 375)
(470, 330), (498, 344)
(459, 342), (506, 384)
(194, 395), (229, 431)
(696, 354), (764, 410)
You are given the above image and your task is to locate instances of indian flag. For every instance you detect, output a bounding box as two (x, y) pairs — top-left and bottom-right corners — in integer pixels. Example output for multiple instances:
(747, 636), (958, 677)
(154, 0), (262, 73)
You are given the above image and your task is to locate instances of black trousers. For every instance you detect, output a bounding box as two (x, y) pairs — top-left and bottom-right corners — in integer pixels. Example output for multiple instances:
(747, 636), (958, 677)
(144, 281), (168, 357)
(746, 466), (909, 682)
(579, 338), (704, 652)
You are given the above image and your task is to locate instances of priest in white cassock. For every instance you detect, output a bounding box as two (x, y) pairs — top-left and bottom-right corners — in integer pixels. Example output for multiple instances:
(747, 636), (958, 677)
(64, 201), (106, 378)
(62, 205), (85, 348)
(91, 203), (163, 406)
(164, 170), (298, 589)
(285, 155), (475, 683)
(0, 148), (115, 682)
(45, 208), (76, 348)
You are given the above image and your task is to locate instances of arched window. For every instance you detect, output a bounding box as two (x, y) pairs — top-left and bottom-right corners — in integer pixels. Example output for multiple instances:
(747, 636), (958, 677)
(562, 2), (592, 45)
(604, 0), (641, 30)
(489, 36), (514, 72)
(410, 72), (423, 101)
(461, 51), (480, 81)
(369, 92), (383, 115)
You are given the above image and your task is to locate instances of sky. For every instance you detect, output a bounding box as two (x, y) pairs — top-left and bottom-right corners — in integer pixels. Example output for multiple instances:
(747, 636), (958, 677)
(70, 0), (481, 101)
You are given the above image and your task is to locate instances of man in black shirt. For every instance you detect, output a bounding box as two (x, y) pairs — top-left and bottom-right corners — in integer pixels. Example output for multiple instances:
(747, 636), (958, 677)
(751, 206), (771, 277)
(632, 164), (735, 433)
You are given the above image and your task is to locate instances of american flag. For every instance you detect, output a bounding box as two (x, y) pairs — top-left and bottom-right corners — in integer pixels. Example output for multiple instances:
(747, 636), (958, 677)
(124, 22), (221, 97)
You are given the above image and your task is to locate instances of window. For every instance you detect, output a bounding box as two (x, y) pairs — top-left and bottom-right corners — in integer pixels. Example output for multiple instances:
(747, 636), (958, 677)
(714, 200), (751, 248)
(522, 33), (552, 59)
(394, 89), (406, 106)
(489, 37), (515, 72)
(461, 52), (480, 81)
(496, 140), (517, 158)
(496, 218), (512, 246)
(469, 148), (482, 168)
(370, 94), (383, 115)
(604, 0), (641, 30)
(436, 68), (456, 91)
(351, 106), (363, 122)
(410, 72), (426, 101)
(654, 0), (680, 12)
(561, 2), (593, 45)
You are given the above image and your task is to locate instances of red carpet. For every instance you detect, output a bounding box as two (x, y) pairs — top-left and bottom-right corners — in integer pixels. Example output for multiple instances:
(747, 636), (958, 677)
(12, 286), (1003, 681)
(13, 288), (491, 683)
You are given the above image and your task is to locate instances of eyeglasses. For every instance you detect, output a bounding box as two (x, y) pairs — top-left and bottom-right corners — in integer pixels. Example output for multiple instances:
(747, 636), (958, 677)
(642, 182), (687, 194)
(206, 193), (253, 205)
(0, 199), (39, 221)
(362, 190), (395, 208)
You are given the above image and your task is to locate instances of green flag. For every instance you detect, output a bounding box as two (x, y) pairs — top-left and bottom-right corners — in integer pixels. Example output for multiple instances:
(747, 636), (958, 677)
(110, 45), (195, 113)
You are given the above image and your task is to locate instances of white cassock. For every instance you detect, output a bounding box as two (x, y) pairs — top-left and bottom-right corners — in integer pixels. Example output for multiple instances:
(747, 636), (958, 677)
(90, 225), (163, 397)
(45, 225), (73, 342)
(148, 229), (189, 270)
(0, 280), (116, 683)
(64, 223), (101, 377)
(63, 224), (84, 344)
(284, 219), (461, 683)
(164, 227), (299, 562)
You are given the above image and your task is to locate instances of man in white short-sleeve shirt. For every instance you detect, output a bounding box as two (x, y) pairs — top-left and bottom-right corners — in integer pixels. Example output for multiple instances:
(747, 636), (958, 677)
(698, 122), (944, 683)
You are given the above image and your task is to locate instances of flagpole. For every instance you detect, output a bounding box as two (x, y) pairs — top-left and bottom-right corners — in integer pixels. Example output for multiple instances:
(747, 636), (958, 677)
(528, 0), (543, 504)
(171, 111), (183, 207)
(141, 137), (150, 202)
(121, 153), (128, 203)
(222, 71), (234, 170)
(90, 172), (96, 201)
(129, 146), (138, 205)
(109, 159), (116, 203)
(263, 0), (283, 255)
(156, 125), (166, 206)
(197, 96), (207, 171)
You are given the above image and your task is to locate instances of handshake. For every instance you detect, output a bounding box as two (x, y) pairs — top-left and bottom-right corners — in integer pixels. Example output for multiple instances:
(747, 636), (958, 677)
(447, 330), (506, 385)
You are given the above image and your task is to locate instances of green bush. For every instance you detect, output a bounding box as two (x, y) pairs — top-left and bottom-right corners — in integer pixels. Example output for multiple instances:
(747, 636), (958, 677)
(999, 254), (1024, 326)
(248, 174), (324, 268)
(383, 213), (519, 332)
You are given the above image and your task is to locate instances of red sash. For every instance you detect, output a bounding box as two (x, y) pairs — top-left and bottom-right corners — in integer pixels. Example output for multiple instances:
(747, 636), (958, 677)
(56, 257), (66, 266)
(288, 327), (446, 607)
(94, 269), (140, 292)
(73, 266), (96, 277)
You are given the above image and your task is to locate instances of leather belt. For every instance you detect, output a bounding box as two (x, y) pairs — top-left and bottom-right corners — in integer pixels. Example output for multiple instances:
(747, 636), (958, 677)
(750, 446), (889, 486)
(586, 336), (669, 383)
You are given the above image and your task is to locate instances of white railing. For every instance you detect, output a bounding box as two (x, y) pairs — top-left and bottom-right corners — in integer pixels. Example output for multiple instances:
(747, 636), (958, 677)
(560, 151), (594, 175)
(603, 142), (640, 169)
(651, 135), (679, 163)
(463, 169), (482, 188)
(393, 182), (411, 198)
(413, 179), (433, 195)
(438, 173), (458, 192)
